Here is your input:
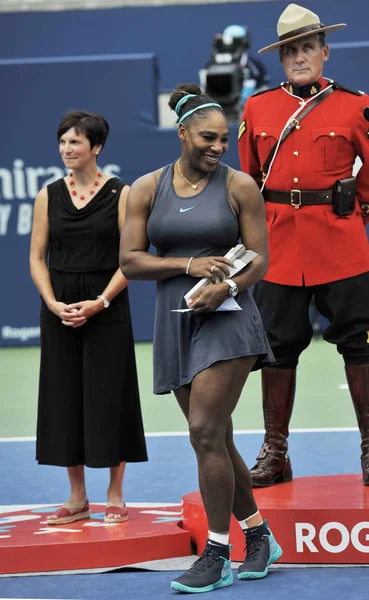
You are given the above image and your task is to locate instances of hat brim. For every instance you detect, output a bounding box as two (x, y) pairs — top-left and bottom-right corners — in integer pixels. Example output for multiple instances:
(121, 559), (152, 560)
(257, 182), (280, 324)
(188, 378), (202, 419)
(258, 23), (346, 54)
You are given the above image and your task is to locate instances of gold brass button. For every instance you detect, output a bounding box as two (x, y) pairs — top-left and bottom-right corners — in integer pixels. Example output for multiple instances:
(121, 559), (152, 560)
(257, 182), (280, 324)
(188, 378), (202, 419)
(295, 124), (301, 130)
(261, 132), (266, 137)
(330, 131), (335, 137)
(293, 177), (299, 183)
(294, 151), (299, 156)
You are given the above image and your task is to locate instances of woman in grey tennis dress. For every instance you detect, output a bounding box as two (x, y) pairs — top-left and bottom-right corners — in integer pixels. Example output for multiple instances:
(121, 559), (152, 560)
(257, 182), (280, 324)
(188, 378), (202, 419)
(120, 84), (281, 593)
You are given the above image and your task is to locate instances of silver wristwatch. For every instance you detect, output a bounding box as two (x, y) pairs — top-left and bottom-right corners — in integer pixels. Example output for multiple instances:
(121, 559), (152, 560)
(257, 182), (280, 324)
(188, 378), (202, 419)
(97, 294), (110, 308)
(224, 279), (239, 298)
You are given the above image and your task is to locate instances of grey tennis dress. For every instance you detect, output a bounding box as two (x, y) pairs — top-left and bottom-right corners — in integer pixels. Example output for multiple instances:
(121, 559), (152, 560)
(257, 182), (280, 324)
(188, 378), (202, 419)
(147, 161), (274, 394)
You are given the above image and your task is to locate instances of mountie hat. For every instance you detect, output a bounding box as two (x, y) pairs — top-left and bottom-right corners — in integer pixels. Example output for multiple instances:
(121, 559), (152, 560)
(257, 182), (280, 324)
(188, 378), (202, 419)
(258, 3), (346, 54)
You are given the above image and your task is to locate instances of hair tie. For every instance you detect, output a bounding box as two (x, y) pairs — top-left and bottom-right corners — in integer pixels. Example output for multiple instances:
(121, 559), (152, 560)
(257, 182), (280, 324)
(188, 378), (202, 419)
(174, 94), (197, 116)
(178, 102), (223, 125)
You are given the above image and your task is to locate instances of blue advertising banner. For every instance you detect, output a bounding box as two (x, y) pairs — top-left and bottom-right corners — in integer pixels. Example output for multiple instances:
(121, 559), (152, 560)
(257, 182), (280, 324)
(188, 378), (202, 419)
(0, 54), (160, 346)
(4, 50), (365, 347)
(0, 53), (242, 347)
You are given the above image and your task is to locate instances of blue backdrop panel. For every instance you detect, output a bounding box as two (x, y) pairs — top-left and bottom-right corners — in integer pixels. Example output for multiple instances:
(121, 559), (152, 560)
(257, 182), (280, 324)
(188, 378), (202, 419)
(322, 45), (369, 90)
(0, 54), (161, 346)
(0, 1), (368, 91)
(1, 0), (368, 347)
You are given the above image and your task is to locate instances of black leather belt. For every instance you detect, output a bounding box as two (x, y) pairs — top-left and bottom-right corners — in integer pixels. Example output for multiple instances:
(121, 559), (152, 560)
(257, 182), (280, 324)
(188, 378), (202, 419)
(264, 188), (333, 210)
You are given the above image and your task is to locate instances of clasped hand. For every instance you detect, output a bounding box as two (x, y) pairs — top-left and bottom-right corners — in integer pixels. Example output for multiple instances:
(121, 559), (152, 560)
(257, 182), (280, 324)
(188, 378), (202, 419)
(51, 299), (104, 328)
(188, 281), (230, 312)
(188, 256), (233, 282)
(186, 255), (233, 312)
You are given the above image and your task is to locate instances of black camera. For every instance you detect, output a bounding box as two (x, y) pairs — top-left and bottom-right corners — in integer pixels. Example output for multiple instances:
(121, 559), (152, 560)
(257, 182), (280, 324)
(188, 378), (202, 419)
(202, 25), (269, 120)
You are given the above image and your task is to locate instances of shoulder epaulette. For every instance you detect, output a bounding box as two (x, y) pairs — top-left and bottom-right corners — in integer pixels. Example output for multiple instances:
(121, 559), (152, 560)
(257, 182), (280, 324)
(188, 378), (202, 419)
(329, 80), (365, 96)
(252, 83), (285, 97)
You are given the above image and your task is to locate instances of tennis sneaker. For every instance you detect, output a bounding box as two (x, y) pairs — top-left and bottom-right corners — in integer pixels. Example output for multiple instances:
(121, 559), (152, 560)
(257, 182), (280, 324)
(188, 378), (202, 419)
(237, 521), (282, 580)
(171, 540), (233, 593)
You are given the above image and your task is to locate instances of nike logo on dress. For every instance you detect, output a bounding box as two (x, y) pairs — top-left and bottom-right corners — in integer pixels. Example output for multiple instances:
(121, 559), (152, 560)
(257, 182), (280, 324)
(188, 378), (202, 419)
(179, 206), (196, 213)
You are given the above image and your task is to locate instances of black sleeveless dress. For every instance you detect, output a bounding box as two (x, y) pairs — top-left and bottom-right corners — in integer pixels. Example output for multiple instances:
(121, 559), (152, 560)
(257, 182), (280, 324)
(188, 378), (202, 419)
(36, 177), (148, 468)
(147, 162), (274, 394)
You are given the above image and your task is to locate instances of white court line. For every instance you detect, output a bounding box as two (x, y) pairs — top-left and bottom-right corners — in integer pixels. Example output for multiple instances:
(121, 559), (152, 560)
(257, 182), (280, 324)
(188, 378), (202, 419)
(0, 427), (358, 442)
(146, 427), (359, 435)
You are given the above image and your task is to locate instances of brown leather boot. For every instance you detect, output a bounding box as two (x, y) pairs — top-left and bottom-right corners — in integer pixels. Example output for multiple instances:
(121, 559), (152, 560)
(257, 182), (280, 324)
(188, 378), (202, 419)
(345, 364), (369, 485)
(251, 367), (296, 487)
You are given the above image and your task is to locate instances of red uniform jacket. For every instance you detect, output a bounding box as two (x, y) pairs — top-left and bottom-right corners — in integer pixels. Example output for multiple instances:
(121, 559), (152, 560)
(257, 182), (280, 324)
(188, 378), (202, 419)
(238, 77), (369, 286)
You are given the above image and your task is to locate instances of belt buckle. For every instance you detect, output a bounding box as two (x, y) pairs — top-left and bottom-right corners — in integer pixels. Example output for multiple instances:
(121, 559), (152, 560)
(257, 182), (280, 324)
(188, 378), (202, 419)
(291, 189), (302, 210)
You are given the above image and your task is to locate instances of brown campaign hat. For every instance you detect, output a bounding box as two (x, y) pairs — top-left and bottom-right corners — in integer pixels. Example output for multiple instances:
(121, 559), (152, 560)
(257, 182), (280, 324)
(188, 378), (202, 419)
(259, 3), (346, 54)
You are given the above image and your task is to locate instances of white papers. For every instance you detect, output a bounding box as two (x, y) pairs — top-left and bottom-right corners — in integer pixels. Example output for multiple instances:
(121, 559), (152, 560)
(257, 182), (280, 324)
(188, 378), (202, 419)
(217, 297), (242, 311)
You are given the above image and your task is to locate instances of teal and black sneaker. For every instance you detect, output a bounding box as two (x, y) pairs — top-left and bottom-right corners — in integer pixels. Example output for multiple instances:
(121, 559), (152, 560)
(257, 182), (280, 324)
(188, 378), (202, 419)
(237, 521), (282, 580)
(171, 540), (233, 593)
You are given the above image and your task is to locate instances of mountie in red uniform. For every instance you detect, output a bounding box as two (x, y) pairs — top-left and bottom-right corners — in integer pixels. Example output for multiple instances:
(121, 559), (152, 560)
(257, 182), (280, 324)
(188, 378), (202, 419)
(238, 76), (369, 488)
(238, 77), (369, 286)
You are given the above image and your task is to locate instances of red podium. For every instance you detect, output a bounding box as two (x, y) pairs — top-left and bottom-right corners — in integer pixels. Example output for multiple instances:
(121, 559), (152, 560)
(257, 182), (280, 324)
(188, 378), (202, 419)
(0, 503), (190, 575)
(182, 475), (369, 564)
(2, 476), (369, 575)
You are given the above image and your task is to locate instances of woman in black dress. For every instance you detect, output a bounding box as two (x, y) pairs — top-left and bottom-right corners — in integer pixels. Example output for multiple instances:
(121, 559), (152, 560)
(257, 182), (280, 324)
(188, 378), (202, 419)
(30, 110), (147, 525)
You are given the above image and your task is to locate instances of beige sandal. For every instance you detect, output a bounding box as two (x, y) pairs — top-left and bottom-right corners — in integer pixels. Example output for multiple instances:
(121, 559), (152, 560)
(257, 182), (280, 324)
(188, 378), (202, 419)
(46, 500), (90, 525)
(104, 500), (128, 523)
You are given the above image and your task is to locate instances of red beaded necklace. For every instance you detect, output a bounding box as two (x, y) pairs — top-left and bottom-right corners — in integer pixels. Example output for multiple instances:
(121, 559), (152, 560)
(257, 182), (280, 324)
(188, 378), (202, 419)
(68, 171), (103, 200)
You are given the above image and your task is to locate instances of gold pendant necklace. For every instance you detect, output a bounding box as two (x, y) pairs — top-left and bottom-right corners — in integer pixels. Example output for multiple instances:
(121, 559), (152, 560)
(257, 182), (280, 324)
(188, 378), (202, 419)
(177, 159), (210, 190)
